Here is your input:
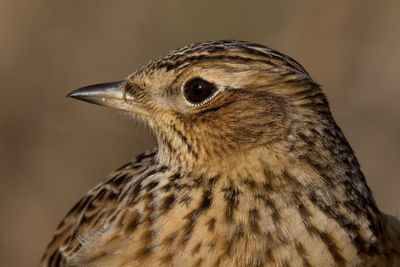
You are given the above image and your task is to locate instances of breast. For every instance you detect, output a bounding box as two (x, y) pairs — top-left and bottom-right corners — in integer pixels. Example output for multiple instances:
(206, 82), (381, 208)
(67, 175), (374, 267)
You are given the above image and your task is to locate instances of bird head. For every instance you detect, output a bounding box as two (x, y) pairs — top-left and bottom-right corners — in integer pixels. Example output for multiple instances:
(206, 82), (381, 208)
(68, 41), (328, 170)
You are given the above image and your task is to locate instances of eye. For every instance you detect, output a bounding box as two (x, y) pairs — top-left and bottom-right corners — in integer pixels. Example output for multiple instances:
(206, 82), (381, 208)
(183, 78), (217, 105)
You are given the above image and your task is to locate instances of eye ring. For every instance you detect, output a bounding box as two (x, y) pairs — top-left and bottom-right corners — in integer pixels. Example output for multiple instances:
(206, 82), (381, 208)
(183, 77), (217, 106)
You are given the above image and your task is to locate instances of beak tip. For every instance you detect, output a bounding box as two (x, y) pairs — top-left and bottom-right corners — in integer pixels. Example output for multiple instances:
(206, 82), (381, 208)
(66, 90), (80, 99)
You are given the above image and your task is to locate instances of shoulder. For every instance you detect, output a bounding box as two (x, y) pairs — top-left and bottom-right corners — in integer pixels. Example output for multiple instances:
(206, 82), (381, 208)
(40, 148), (158, 267)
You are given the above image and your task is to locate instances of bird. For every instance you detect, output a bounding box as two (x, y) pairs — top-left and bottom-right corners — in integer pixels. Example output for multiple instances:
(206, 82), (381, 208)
(40, 40), (400, 267)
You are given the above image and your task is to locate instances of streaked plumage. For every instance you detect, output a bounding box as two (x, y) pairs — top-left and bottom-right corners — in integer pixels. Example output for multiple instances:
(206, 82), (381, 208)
(41, 40), (400, 266)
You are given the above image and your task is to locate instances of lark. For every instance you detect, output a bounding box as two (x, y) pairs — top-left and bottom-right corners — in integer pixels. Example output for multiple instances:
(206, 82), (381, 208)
(41, 40), (400, 267)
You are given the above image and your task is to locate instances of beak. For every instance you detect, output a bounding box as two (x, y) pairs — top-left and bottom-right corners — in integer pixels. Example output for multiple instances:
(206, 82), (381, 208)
(67, 80), (149, 116)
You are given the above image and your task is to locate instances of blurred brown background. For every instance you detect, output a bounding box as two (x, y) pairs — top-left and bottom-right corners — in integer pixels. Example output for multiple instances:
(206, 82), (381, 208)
(1, 1), (399, 266)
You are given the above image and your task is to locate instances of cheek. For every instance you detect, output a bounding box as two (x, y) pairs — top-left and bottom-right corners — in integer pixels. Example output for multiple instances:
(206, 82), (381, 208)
(191, 97), (290, 151)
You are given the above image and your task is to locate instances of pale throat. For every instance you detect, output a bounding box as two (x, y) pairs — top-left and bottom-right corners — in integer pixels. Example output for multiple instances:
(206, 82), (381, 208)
(154, 125), (371, 206)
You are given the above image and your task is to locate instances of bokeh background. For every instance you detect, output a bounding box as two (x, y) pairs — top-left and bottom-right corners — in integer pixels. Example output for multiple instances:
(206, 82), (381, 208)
(1, 1), (399, 266)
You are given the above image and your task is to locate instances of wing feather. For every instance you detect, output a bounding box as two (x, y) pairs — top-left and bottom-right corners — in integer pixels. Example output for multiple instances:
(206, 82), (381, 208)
(40, 149), (157, 267)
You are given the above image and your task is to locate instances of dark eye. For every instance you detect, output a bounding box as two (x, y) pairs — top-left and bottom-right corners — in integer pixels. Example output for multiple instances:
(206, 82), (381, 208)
(183, 78), (217, 105)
